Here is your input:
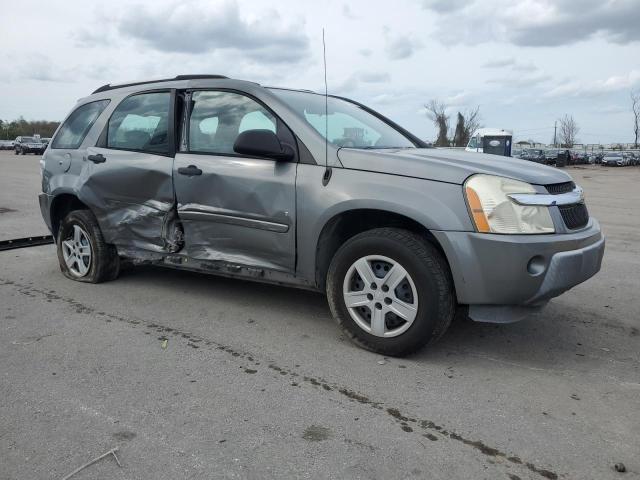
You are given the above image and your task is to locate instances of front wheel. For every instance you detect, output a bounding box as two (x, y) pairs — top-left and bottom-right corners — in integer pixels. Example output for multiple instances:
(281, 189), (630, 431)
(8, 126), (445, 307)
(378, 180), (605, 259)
(56, 210), (120, 283)
(326, 228), (455, 357)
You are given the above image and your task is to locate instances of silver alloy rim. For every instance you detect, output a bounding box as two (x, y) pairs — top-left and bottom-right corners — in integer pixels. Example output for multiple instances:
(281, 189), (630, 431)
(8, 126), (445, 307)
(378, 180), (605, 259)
(342, 255), (419, 338)
(61, 225), (92, 277)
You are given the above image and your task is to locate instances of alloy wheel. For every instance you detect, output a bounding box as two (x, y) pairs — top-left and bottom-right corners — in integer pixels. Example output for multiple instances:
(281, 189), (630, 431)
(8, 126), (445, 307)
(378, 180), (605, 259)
(61, 225), (92, 277)
(342, 255), (419, 338)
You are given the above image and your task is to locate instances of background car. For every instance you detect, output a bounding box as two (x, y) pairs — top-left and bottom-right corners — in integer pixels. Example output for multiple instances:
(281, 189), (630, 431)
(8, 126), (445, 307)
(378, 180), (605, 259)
(622, 152), (637, 166)
(520, 148), (546, 164)
(572, 151), (589, 165)
(14, 136), (46, 155)
(0, 140), (15, 150)
(602, 152), (626, 166)
(544, 149), (559, 165)
(632, 152), (640, 166)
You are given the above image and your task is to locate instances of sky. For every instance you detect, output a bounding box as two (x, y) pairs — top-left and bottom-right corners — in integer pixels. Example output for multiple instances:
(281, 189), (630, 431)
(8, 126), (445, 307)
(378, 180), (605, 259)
(1, 0), (639, 145)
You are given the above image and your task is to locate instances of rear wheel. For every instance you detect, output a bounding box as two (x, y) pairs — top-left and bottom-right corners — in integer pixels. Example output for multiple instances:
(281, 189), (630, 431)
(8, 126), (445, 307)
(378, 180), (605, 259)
(56, 210), (120, 283)
(326, 228), (455, 357)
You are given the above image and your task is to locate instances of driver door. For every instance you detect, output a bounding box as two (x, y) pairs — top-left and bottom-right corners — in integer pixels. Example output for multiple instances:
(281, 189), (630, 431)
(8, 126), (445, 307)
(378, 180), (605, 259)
(173, 90), (298, 273)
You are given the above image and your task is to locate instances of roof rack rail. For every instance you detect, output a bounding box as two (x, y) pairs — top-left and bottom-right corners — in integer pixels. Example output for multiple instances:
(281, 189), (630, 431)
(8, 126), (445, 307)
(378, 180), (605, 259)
(92, 74), (229, 94)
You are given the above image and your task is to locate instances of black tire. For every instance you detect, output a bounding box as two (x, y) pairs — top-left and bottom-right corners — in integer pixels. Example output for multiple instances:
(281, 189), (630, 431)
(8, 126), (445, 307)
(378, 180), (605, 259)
(14, 148), (19, 155)
(326, 228), (455, 357)
(56, 209), (120, 283)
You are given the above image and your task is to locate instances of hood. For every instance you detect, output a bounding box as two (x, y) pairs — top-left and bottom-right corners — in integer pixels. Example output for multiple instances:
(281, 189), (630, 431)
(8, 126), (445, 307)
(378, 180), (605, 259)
(337, 148), (571, 186)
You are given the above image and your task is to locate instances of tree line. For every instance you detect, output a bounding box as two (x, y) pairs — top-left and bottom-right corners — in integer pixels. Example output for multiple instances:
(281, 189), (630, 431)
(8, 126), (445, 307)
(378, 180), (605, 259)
(2, 89), (639, 147)
(426, 88), (640, 149)
(0, 118), (60, 139)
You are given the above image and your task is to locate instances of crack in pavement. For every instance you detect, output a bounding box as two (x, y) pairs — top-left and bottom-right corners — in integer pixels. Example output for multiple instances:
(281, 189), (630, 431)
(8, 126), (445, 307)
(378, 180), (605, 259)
(1, 278), (560, 479)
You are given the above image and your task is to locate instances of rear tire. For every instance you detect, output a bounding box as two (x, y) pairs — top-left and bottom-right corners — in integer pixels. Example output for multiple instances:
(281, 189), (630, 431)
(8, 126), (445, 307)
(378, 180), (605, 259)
(326, 228), (455, 357)
(56, 210), (120, 283)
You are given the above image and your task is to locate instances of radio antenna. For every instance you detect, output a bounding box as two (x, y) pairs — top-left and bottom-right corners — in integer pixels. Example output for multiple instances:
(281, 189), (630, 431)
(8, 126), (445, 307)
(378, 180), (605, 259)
(322, 28), (332, 186)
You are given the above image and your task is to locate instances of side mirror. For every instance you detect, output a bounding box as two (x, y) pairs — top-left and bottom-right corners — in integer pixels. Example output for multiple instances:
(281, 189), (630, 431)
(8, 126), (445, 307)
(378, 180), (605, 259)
(233, 129), (294, 161)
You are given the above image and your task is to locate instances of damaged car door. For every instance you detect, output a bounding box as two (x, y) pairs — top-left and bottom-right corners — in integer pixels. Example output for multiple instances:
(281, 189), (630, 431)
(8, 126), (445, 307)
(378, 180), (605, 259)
(81, 90), (178, 255)
(173, 90), (297, 273)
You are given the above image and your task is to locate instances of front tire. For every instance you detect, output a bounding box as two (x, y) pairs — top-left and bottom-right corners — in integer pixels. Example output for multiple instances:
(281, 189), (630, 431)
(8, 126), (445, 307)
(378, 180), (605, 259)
(326, 228), (455, 357)
(56, 210), (120, 283)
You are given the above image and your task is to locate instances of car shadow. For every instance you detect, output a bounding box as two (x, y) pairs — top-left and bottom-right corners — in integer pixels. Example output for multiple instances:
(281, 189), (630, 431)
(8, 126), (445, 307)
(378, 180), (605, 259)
(117, 265), (625, 372)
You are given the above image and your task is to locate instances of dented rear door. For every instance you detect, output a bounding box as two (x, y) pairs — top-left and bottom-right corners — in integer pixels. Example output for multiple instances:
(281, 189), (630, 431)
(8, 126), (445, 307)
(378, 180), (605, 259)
(173, 90), (297, 273)
(78, 90), (176, 255)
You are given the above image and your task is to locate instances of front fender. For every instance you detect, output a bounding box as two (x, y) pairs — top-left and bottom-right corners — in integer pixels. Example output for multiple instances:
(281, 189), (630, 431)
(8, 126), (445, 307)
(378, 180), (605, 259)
(295, 165), (473, 283)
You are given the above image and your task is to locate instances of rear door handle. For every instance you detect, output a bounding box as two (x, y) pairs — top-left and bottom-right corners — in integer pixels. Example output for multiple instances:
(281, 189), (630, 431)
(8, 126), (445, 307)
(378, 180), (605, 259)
(178, 165), (202, 176)
(88, 154), (106, 164)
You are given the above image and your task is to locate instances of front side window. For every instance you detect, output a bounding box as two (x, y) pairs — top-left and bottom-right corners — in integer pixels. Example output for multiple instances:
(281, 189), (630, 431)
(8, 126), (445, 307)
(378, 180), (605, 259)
(188, 91), (276, 154)
(52, 100), (110, 149)
(271, 89), (416, 149)
(107, 92), (170, 154)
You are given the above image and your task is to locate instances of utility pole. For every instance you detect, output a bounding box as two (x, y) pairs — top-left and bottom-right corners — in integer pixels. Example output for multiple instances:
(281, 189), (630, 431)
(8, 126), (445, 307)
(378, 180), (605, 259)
(553, 121), (557, 147)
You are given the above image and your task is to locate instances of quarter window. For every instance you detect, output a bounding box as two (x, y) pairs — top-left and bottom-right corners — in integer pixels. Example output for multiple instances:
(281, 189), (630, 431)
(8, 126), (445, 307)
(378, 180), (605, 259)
(51, 100), (110, 149)
(107, 92), (170, 154)
(188, 91), (276, 154)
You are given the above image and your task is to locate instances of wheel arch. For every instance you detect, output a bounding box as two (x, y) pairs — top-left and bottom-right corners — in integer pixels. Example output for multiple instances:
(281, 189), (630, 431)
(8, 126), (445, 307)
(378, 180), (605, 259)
(49, 192), (91, 240)
(314, 208), (451, 290)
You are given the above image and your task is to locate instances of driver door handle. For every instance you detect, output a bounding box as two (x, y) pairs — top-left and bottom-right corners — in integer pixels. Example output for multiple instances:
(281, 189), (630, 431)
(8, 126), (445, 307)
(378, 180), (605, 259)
(87, 154), (106, 164)
(178, 165), (202, 176)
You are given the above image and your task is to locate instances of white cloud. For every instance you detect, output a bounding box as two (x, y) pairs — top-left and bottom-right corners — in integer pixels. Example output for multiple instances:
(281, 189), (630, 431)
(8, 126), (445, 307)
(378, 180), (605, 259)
(482, 58), (538, 73)
(482, 58), (517, 69)
(443, 91), (473, 107)
(487, 72), (551, 88)
(385, 35), (422, 60)
(423, 0), (471, 13)
(544, 69), (640, 97)
(342, 4), (358, 20)
(117, 0), (310, 64)
(335, 71), (392, 93)
(426, 0), (640, 47)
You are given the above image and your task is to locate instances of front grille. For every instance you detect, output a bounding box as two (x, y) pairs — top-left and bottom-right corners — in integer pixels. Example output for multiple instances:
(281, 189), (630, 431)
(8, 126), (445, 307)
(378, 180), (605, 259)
(559, 203), (589, 229)
(545, 181), (575, 195)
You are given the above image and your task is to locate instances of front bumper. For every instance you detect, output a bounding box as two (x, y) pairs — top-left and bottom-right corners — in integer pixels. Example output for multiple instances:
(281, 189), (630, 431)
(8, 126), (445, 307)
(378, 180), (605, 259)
(433, 219), (605, 322)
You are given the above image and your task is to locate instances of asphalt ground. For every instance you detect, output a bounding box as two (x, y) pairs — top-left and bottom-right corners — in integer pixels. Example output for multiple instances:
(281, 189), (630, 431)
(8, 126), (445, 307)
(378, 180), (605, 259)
(1, 150), (638, 480)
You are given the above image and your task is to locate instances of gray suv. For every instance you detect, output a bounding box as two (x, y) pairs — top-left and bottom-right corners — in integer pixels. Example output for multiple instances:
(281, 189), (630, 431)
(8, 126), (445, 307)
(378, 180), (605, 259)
(39, 75), (605, 356)
(15, 136), (46, 155)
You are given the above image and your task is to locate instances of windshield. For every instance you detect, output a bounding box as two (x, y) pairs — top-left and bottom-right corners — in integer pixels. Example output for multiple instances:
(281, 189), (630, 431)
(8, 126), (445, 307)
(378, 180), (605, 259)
(270, 89), (416, 149)
(22, 137), (37, 143)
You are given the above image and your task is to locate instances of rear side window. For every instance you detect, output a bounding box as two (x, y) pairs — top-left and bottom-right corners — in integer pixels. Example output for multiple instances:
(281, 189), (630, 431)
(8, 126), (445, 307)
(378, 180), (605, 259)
(52, 100), (110, 149)
(107, 92), (170, 155)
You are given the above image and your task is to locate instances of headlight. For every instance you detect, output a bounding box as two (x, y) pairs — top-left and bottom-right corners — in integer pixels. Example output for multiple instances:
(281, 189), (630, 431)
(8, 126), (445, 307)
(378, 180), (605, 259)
(464, 174), (555, 234)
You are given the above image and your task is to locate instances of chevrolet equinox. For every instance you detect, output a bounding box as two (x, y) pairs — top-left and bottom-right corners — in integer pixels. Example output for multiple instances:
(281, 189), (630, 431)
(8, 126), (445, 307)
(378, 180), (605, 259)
(39, 75), (605, 356)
